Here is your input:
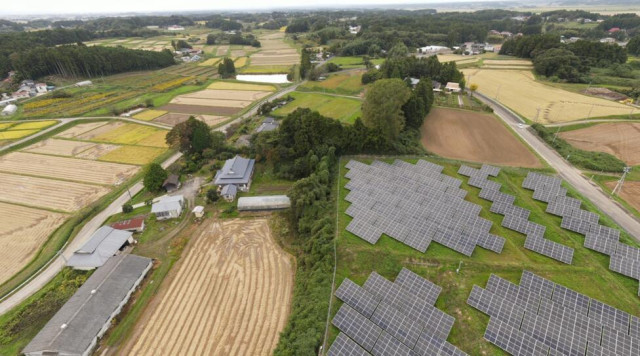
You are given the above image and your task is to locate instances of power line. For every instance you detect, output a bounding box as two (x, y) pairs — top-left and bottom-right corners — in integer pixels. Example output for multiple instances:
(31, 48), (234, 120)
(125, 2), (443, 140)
(612, 166), (631, 197)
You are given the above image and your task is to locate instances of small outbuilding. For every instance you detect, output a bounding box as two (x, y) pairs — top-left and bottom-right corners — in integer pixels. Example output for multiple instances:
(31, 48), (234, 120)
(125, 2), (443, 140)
(238, 195), (291, 211)
(221, 184), (238, 202)
(162, 174), (181, 192)
(445, 82), (461, 93)
(66, 226), (135, 270)
(432, 81), (442, 92)
(192, 206), (205, 218)
(151, 195), (185, 220)
(110, 217), (145, 233)
(75, 80), (93, 87)
(22, 254), (152, 356)
(1, 104), (17, 116)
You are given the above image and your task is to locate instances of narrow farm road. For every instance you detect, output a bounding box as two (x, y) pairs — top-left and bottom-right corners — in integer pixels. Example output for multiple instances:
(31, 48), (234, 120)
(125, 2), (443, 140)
(475, 92), (640, 242)
(545, 118), (640, 128)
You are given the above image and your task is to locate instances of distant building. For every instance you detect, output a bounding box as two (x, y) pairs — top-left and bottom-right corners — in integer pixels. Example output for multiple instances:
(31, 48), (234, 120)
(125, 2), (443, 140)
(256, 117), (279, 133)
(221, 184), (238, 202)
(110, 217), (145, 233)
(146, 25), (159, 29)
(151, 195), (185, 220)
(568, 37), (582, 43)
(432, 81), (442, 92)
(214, 155), (255, 192)
(23, 254), (152, 356)
(11, 90), (30, 99)
(67, 226), (135, 269)
(35, 83), (47, 94)
(0, 98), (17, 107)
(600, 37), (616, 44)
(417, 45), (449, 54)
(408, 77), (420, 87)
(192, 206), (205, 218)
(167, 25), (185, 31)
(75, 80), (92, 87)
(238, 195), (291, 211)
(445, 82), (461, 93)
(162, 174), (181, 192)
(608, 27), (621, 33)
(348, 25), (361, 34)
(1, 104), (17, 116)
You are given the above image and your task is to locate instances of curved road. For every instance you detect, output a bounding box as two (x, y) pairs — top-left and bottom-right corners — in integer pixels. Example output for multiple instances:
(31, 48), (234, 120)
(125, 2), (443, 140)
(476, 92), (640, 242)
(0, 81), (303, 314)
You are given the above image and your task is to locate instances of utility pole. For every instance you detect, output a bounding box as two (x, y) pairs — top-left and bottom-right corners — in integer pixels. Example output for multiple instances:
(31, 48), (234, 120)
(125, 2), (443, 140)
(551, 126), (561, 145)
(495, 84), (502, 101)
(612, 167), (631, 197)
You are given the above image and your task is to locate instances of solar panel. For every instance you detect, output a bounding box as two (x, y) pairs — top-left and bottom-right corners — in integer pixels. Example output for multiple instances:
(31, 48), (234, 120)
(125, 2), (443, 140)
(584, 232), (619, 256)
(524, 235), (574, 264)
(333, 304), (382, 352)
(609, 254), (640, 280)
(615, 243), (640, 260)
(519, 271), (555, 300)
(589, 299), (632, 335)
(537, 298), (603, 346)
(561, 216), (593, 235)
(413, 331), (468, 356)
(481, 164), (501, 177)
(457, 165), (476, 177)
(486, 274), (541, 313)
(552, 284), (590, 316)
(328, 332), (372, 356)
(601, 325), (640, 355)
(476, 233), (505, 253)
(520, 311), (587, 356)
(483, 317), (549, 356)
(371, 330), (413, 356)
(335, 278), (381, 318)
(586, 342), (619, 356)
(394, 268), (442, 306)
(631, 316), (640, 339)
(467, 286), (525, 328)
(370, 301), (423, 349)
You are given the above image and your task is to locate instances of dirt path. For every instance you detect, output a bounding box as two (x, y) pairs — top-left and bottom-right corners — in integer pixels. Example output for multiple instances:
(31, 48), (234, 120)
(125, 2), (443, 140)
(123, 218), (294, 355)
(421, 107), (542, 168)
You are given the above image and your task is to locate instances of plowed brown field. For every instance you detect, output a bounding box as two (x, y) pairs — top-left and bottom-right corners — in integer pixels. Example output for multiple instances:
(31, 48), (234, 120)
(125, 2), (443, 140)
(0, 202), (67, 285)
(560, 122), (640, 165)
(421, 108), (542, 168)
(126, 219), (293, 356)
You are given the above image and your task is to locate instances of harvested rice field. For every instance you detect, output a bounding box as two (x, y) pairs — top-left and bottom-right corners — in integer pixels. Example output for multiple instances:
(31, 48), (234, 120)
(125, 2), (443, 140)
(207, 81), (275, 91)
(248, 32), (299, 67)
(73, 122), (124, 140)
(198, 115), (229, 127)
(89, 123), (168, 147)
(199, 58), (221, 66)
(179, 89), (271, 101)
(125, 219), (293, 356)
(153, 113), (228, 127)
(462, 69), (634, 122)
(98, 146), (165, 165)
(0, 202), (67, 285)
(0, 171), (110, 212)
(234, 57), (248, 67)
(133, 110), (167, 121)
(55, 121), (109, 139)
(170, 97), (252, 107)
(160, 104), (240, 116)
(23, 139), (106, 157)
(216, 46), (229, 56)
(0, 152), (138, 185)
(7, 120), (57, 130)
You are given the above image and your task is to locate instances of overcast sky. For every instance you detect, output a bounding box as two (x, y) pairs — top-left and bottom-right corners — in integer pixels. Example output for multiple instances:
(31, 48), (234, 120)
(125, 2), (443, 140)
(0, 0), (487, 16)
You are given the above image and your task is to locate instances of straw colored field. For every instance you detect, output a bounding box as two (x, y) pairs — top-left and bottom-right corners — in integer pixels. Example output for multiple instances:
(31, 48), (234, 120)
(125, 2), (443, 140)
(300, 70), (365, 95)
(421, 107), (542, 168)
(250, 55), (299, 66)
(55, 121), (108, 139)
(216, 46), (229, 56)
(230, 49), (246, 57)
(272, 91), (362, 123)
(180, 89), (271, 101)
(98, 146), (165, 165)
(0, 130), (39, 140)
(0, 171), (110, 212)
(249, 32), (299, 67)
(136, 131), (169, 148)
(483, 65), (534, 69)
(171, 97), (252, 108)
(154, 113), (228, 127)
(436, 54), (480, 65)
(0, 202), (67, 285)
(559, 122), (640, 165)
(126, 219), (293, 356)
(0, 152), (138, 185)
(198, 115), (228, 127)
(483, 59), (533, 66)
(90, 123), (168, 147)
(207, 81), (275, 91)
(73, 122), (124, 140)
(462, 69), (634, 122)
(23, 138), (100, 157)
(7, 120), (57, 130)
(234, 57), (248, 67)
(240, 65), (295, 74)
(199, 58), (221, 66)
(133, 110), (168, 121)
(160, 104), (240, 116)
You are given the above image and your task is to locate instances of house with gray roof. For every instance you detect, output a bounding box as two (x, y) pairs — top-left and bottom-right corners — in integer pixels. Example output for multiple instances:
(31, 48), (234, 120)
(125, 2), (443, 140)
(221, 184), (238, 202)
(256, 117), (279, 133)
(66, 226), (134, 270)
(23, 254), (152, 356)
(214, 155), (255, 193)
(151, 195), (185, 220)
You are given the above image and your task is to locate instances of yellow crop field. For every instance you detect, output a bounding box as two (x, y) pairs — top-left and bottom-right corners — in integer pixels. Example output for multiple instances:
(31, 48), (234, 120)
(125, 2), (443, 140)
(133, 110), (167, 121)
(8, 120), (57, 130)
(207, 81), (275, 91)
(0, 123), (14, 130)
(463, 69), (635, 123)
(91, 123), (165, 146)
(234, 57), (248, 67)
(0, 130), (39, 140)
(98, 146), (165, 165)
(199, 58), (221, 66)
(55, 121), (109, 139)
(136, 130), (169, 147)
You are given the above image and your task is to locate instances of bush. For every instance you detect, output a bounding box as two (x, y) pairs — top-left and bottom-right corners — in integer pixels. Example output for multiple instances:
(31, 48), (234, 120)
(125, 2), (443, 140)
(122, 204), (133, 213)
(531, 124), (626, 172)
(206, 188), (219, 203)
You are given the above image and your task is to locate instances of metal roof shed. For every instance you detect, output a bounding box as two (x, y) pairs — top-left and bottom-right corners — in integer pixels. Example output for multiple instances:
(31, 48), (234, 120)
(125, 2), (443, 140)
(238, 195), (291, 211)
(67, 226), (134, 269)
(23, 254), (152, 356)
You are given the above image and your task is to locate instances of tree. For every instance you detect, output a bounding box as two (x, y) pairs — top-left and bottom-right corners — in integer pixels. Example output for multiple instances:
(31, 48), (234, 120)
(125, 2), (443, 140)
(388, 42), (409, 58)
(469, 83), (478, 97)
(299, 48), (312, 79)
(218, 57), (236, 78)
(626, 35), (640, 56)
(143, 163), (168, 192)
(533, 48), (584, 82)
(166, 117), (213, 155)
(206, 34), (216, 45)
(362, 78), (411, 141)
(122, 204), (133, 213)
(206, 188), (219, 203)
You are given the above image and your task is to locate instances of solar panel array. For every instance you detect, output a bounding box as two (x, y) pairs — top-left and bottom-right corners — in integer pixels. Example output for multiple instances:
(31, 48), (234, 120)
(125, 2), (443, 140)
(522, 172), (640, 296)
(344, 160), (505, 256)
(468, 270), (640, 356)
(461, 165), (574, 264)
(328, 268), (467, 356)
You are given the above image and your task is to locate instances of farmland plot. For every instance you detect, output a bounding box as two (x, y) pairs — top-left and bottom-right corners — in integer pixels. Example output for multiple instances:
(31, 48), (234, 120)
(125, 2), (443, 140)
(207, 81), (275, 91)
(98, 146), (165, 165)
(0, 152), (138, 185)
(0, 202), (67, 285)
(73, 122), (124, 140)
(560, 122), (640, 165)
(127, 219), (293, 356)
(23, 138), (104, 157)
(89, 123), (167, 147)
(0, 172), (110, 212)
(54, 121), (109, 138)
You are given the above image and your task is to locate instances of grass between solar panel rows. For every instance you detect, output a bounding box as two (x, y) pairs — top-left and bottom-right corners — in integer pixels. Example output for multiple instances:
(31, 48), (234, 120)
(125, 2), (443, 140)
(332, 155), (640, 355)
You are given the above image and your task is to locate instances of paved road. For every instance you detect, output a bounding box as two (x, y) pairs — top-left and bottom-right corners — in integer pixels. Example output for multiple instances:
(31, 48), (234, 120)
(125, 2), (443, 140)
(0, 152), (182, 314)
(476, 92), (640, 242)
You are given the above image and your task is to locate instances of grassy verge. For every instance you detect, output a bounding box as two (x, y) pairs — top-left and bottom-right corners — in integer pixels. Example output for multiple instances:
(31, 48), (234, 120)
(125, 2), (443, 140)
(272, 91), (362, 124)
(329, 156), (640, 355)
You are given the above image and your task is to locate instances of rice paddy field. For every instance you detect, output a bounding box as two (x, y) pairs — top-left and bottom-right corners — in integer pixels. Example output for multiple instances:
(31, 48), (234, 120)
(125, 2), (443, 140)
(325, 56), (385, 69)
(462, 69), (635, 123)
(133, 110), (167, 121)
(0, 120), (58, 145)
(241, 32), (299, 73)
(332, 157), (640, 355)
(271, 91), (362, 124)
(299, 70), (366, 95)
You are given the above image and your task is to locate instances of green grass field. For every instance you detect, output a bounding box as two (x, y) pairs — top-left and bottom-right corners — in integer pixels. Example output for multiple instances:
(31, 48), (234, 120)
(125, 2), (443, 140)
(331, 156), (640, 355)
(326, 56), (385, 69)
(299, 71), (366, 95)
(272, 91), (362, 123)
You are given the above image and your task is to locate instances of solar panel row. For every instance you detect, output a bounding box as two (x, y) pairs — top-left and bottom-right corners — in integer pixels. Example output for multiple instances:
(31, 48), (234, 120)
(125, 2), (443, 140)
(329, 270), (467, 356)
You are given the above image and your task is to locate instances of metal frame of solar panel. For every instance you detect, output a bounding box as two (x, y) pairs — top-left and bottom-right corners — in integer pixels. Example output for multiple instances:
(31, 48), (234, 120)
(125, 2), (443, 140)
(524, 235), (574, 264)
(561, 216), (594, 235)
(615, 243), (640, 260)
(609, 254), (640, 280)
(532, 186), (568, 203)
(478, 188), (516, 205)
(490, 201), (531, 219)
(483, 317), (550, 356)
(328, 332), (372, 356)
(584, 232), (619, 256)
(481, 164), (501, 177)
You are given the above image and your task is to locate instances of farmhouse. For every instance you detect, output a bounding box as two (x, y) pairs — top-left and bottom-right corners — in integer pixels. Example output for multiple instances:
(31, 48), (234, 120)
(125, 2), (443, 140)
(22, 254), (152, 356)
(67, 226), (135, 269)
(151, 195), (185, 220)
(445, 82), (462, 93)
(214, 155), (255, 192)
(221, 184), (238, 202)
(1, 104), (17, 116)
(110, 217), (145, 233)
(162, 174), (181, 192)
(238, 195), (291, 211)
(256, 117), (279, 133)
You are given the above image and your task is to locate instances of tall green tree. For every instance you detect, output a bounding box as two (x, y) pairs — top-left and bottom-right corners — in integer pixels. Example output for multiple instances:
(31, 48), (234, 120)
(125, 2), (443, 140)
(218, 57), (236, 78)
(362, 78), (411, 141)
(166, 117), (213, 155)
(627, 35), (640, 56)
(143, 163), (168, 192)
(299, 48), (312, 79)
